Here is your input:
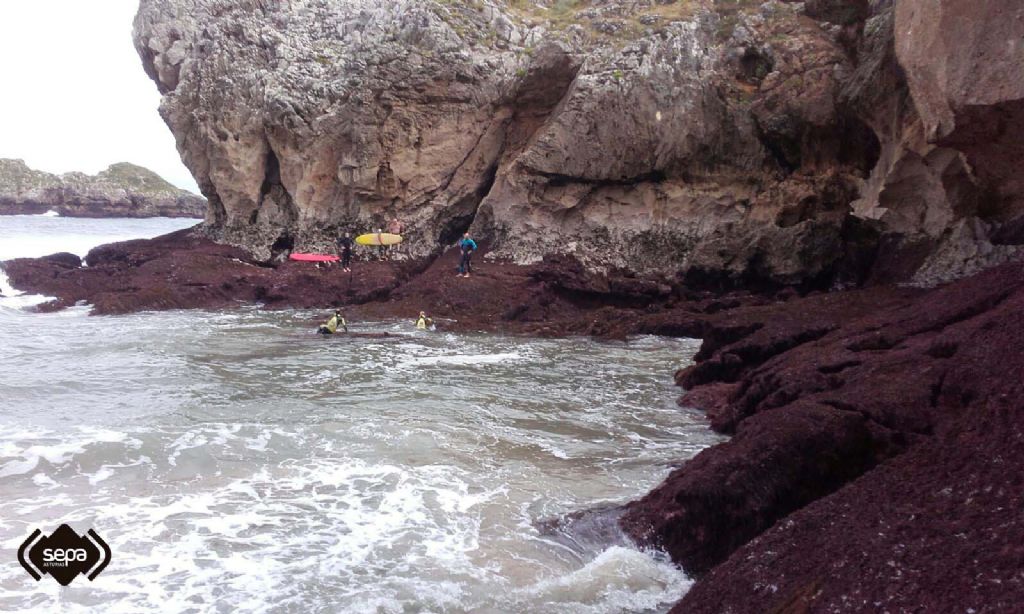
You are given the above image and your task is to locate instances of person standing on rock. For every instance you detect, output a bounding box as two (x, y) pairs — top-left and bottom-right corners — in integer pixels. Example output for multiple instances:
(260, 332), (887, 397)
(337, 232), (354, 272)
(375, 227), (387, 260)
(387, 217), (404, 259)
(457, 232), (477, 278)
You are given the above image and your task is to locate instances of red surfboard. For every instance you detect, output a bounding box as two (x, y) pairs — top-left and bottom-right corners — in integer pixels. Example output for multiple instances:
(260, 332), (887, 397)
(289, 253), (340, 262)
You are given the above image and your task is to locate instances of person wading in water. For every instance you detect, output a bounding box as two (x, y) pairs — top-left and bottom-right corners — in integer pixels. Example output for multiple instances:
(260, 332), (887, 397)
(415, 311), (433, 330)
(317, 309), (348, 335)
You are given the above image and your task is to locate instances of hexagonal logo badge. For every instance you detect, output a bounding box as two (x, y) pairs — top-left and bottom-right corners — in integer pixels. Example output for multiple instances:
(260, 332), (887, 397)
(18, 524), (111, 586)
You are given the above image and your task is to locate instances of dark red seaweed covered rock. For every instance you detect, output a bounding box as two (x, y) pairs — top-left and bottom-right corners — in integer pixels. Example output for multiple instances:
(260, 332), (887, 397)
(622, 262), (1024, 611)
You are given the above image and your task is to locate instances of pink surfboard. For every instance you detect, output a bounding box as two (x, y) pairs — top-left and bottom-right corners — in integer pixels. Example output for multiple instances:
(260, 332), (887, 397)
(289, 253), (340, 262)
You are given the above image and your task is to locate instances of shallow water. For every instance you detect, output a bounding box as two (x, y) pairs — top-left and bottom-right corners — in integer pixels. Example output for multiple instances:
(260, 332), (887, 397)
(0, 217), (720, 613)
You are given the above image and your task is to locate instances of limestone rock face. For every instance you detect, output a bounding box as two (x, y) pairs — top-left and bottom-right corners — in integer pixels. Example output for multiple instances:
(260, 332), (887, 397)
(890, 0), (1024, 282)
(135, 0), (531, 259)
(847, 0), (1024, 285)
(0, 159), (205, 218)
(133, 0), (1022, 284)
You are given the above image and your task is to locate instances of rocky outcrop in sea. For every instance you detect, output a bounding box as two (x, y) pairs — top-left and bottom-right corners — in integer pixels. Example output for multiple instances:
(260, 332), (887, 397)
(0, 159), (205, 218)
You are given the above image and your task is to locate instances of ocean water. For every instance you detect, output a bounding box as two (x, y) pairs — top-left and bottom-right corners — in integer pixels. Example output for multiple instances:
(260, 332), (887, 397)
(0, 216), (720, 613)
(0, 214), (198, 261)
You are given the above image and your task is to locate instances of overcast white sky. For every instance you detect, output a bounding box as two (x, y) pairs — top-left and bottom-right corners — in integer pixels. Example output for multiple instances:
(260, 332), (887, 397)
(0, 1), (200, 192)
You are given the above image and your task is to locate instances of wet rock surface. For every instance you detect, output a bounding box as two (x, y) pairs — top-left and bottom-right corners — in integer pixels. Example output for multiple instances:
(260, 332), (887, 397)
(0, 159), (205, 218)
(624, 262), (1024, 612)
(1, 229), (408, 314)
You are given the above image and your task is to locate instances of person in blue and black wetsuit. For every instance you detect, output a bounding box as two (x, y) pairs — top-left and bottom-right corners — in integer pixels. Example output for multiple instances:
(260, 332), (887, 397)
(457, 233), (477, 278)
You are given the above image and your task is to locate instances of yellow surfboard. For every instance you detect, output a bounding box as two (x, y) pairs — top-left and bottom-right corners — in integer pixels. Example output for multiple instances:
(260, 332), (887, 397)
(355, 232), (403, 246)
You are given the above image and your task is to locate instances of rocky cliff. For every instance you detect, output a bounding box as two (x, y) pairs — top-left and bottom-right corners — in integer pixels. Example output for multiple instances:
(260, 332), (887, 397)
(133, 0), (1022, 284)
(0, 159), (205, 218)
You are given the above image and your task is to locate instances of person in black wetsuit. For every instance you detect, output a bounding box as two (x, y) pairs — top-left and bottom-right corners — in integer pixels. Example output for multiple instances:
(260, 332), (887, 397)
(337, 232), (353, 272)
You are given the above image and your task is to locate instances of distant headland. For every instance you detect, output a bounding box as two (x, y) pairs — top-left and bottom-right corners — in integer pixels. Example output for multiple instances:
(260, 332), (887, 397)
(0, 158), (204, 218)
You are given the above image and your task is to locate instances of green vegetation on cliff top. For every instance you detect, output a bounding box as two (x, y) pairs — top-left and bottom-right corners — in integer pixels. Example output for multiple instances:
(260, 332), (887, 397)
(97, 162), (182, 195)
(501, 0), (761, 40)
(0, 158), (188, 196)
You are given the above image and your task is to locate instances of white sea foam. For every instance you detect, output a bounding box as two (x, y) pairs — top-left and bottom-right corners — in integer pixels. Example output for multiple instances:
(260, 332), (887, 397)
(1, 455), (492, 612)
(0, 268), (49, 311)
(401, 351), (524, 368)
(0, 268), (17, 296)
(511, 546), (693, 613)
(0, 418), (700, 613)
(0, 289), (53, 311)
(87, 466), (116, 485)
(539, 442), (572, 460)
(31, 472), (58, 488)
(0, 428), (133, 478)
(166, 424), (240, 466)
